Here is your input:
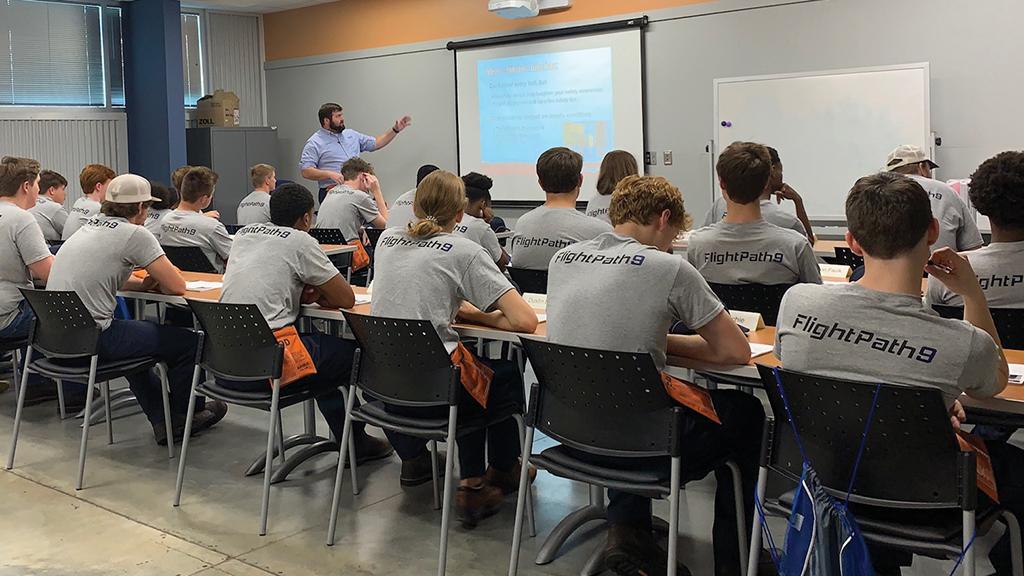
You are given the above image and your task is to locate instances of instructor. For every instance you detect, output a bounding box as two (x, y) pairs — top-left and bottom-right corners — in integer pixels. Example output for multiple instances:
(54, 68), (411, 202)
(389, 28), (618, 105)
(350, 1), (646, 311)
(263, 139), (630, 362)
(299, 102), (412, 204)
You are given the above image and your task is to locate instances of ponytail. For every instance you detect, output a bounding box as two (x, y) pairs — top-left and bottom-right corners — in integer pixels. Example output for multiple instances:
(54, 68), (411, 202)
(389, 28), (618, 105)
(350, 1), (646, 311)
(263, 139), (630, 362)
(409, 171), (466, 239)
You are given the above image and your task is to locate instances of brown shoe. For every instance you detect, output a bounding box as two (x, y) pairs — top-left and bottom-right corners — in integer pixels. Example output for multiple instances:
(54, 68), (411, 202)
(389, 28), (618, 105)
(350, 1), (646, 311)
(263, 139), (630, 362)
(605, 523), (692, 576)
(455, 480), (503, 528)
(485, 459), (537, 495)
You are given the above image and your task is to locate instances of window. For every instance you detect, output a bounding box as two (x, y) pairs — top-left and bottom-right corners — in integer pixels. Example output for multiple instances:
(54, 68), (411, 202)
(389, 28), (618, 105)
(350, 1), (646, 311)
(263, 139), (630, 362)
(181, 12), (204, 107)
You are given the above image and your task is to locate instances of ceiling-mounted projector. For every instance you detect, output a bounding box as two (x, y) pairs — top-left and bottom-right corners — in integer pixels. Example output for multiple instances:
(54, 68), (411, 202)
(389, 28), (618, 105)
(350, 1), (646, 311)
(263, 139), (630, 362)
(489, 0), (571, 19)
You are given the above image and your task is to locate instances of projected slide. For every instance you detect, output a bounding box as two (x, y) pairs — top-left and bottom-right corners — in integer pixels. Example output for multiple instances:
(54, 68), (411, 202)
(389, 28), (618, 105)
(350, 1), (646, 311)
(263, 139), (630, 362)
(478, 47), (613, 167)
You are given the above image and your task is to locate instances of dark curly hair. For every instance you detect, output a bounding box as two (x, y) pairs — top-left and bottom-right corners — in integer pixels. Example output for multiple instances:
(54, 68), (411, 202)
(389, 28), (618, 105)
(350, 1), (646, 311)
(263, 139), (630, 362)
(462, 172), (493, 204)
(969, 151), (1024, 230)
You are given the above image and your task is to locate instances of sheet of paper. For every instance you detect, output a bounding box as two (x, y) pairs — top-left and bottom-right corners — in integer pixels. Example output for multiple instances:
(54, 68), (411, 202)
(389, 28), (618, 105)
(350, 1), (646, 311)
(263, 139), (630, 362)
(354, 294), (372, 305)
(1009, 364), (1024, 385)
(749, 342), (774, 358)
(535, 313), (546, 323)
(523, 292), (546, 309)
(186, 281), (222, 291)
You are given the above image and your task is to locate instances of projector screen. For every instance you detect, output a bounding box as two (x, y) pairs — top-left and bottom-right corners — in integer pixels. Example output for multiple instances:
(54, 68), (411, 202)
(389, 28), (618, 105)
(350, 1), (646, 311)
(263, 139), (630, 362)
(454, 29), (645, 203)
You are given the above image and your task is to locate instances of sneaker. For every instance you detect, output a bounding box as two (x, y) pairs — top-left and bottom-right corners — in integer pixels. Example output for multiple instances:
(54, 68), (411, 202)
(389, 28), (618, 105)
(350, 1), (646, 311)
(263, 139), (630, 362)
(153, 421), (185, 446)
(485, 459), (537, 495)
(0, 379), (8, 394)
(605, 523), (692, 576)
(400, 449), (445, 487)
(455, 481), (503, 528)
(191, 400), (229, 434)
(352, 433), (394, 465)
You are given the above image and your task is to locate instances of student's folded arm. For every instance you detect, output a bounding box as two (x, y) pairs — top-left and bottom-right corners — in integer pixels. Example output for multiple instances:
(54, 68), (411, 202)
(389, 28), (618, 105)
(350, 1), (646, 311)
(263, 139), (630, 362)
(493, 289), (539, 333)
(315, 273), (356, 309)
(370, 215), (387, 229)
(144, 255), (187, 295)
(668, 310), (750, 366)
(27, 255), (54, 284)
(496, 250), (511, 271)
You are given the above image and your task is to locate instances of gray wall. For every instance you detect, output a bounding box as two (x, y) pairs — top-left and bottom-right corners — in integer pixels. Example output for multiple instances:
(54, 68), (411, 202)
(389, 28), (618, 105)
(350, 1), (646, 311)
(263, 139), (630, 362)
(266, 0), (1024, 223)
(207, 12), (266, 127)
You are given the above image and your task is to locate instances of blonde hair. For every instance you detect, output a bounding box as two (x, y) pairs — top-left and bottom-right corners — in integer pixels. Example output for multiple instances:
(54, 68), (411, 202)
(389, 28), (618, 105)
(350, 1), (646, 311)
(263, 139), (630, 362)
(409, 171), (467, 238)
(609, 175), (692, 231)
(250, 163), (275, 188)
(596, 150), (639, 196)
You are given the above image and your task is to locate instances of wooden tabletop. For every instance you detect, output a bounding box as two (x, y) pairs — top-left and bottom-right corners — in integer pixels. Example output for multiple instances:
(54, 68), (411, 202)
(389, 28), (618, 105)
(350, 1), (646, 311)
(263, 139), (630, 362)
(320, 244), (356, 257)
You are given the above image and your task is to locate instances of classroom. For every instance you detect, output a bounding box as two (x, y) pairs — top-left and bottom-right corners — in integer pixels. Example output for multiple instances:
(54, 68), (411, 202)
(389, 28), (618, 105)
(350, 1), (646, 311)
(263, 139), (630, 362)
(1, 0), (1023, 575)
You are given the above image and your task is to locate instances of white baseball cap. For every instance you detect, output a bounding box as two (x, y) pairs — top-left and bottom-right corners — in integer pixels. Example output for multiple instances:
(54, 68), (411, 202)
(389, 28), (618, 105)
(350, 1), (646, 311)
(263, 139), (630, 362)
(885, 145), (939, 172)
(105, 174), (153, 204)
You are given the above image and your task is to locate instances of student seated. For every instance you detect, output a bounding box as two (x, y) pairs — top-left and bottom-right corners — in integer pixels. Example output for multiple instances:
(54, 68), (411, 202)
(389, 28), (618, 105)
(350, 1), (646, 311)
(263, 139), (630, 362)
(172, 165), (221, 221)
(547, 174), (764, 576)
(144, 183), (178, 241)
(387, 164), (438, 230)
(585, 149), (638, 224)
(702, 147), (815, 242)
(372, 171), (538, 526)
(219, 182), (394, 466)
(688, 142), (821, 286)
(509, 147), (611, 270)
(47, 174), (227, 445)
(28, 170), (68, 243)
(886, 144), (983, 252)
(775, 172), (1024, 575)
(456, 172), (509, 269)
(927, 151), (1024, 308)
(236, 163), (276, 226)
(62, 163), (115, 240)
(315, 157), (388, 242)
(159, 167), (233, 272)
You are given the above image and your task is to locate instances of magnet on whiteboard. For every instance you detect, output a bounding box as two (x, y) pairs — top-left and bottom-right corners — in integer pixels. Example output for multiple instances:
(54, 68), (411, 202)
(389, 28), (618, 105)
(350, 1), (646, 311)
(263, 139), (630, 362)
(721, 121), (732, 127)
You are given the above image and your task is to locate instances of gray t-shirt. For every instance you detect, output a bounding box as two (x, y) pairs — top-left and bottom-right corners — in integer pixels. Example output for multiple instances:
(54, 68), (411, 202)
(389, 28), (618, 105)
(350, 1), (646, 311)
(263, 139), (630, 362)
(926, 241), (1024, 308)
(371, 229), (514, 353)
(907, 175), (984, 252)
(686, 220), (822, 285)
(509, 206), (612, 270)
(454, 212), (503, 263)
(62, 197), (101, 240)
(702, 197), (809, 239)
(547, 232), (725, 371)
(775, 282), (1002, 406)
(236, 190), (272, 226)
(144, 208), (170, 240)
(584, 194), (612, 224)
(47, 215), (164, 330)
(387, 188), (417, 231)
(0, 202), (51, 330)
(221, 223), (339, 330)
(28, 195), (68, 243)
(316, 184), (379, 242)
(159, 210), (233, 273)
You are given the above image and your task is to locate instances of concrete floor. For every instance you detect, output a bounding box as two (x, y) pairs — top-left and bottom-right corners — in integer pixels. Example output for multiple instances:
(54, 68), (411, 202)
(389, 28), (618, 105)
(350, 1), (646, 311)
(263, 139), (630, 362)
(0, 371), (1001, 576)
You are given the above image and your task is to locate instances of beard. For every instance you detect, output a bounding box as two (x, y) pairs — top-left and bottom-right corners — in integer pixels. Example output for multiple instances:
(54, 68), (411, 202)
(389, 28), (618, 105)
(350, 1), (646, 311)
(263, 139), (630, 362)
(329, 120), (346, 133)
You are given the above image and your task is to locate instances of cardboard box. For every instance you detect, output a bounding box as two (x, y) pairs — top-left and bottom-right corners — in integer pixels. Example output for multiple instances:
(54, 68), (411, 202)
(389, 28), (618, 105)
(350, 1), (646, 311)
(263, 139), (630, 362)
(195, 90), (240, 127)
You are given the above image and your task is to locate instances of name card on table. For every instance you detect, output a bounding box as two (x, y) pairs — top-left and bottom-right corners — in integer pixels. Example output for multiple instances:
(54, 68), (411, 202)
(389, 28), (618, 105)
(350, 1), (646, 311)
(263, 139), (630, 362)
(523, 292), (547, 309)
(819, 264), (852, 279)
(730, 310), (765, 332)
(1010, 364), (1024, 385)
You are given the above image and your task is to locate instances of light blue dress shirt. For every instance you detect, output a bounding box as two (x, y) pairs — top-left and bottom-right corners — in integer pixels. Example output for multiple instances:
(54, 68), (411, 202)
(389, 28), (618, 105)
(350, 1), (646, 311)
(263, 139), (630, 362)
(299, 128), (377, 189)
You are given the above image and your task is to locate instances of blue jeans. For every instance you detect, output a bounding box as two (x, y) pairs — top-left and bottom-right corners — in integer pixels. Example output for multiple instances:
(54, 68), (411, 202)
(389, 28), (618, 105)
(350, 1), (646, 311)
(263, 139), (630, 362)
(0, 301), (54, 388)
(96, 319), (202, 426)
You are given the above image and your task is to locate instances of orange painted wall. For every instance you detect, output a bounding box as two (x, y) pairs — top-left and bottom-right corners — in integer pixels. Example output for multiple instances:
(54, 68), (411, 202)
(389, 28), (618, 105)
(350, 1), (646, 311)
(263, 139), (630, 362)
(264, 0), (713, 62)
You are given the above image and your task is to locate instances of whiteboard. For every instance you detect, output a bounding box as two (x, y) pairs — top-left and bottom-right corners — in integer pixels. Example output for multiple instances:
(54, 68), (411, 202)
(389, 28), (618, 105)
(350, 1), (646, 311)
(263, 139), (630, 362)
(714, 63), (931, 221)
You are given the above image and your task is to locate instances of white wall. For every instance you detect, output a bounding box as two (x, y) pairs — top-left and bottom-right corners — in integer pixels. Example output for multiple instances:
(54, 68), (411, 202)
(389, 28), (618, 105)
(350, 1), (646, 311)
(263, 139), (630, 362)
(265, 0), (1024, 223)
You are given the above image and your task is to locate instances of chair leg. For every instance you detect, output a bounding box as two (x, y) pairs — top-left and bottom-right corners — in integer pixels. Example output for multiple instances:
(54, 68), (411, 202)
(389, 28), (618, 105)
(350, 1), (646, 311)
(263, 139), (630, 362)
(276, 413), (286, 465)
(76, 356), (99, 490)
(5, 347), (34, 470)
(56, 378), (67, 420)
(1000, 511), (1023, 576)
(507, 424), (536, 576)
(747, 465), (769, 576)
(513, 415), (536, 538)
(346, 395), (359, 497)
(437, 405), (459, 576)
(725, 460), (748, 572)
(667, 457), (682, 576)
(10, 348), (20, 398)
(327, 385), (359, 546)
(259, 381), (282, 536)
(431, 440), (441, 510)
(963, 509), (976, 576)
(173, 365), (202, 507)
(155, 363), (174, 459)
(103, 381), (113, 445)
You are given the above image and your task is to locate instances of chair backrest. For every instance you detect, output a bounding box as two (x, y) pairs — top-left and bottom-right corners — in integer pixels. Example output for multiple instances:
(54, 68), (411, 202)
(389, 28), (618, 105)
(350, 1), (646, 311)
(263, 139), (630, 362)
(707, 283), (795, 326)
(342, 312), (459, 406)
(162, 245), (217, 273)
(833, 246), (864, 268)
(364, 227), (385, 248)
(931, 305), (1024, 349)
(519, 338), (683, 458)
(19, 289), (100, 358)
(224, 224), (243, 235)
(756, 365), (965, 508)
(309, 228), (348, 245)
(186, 300), (282, 381)
(508, 267), (549, 295)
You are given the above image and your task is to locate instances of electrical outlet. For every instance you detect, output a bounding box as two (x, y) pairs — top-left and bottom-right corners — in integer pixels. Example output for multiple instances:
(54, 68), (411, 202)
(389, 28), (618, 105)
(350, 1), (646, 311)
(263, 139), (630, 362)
(644, 151), (656, 166)
(663, 151), (673, 166)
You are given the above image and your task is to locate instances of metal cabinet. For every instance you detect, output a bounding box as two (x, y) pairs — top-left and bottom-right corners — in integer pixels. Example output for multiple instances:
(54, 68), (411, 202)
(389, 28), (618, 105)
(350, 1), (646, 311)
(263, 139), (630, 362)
(186, 127), (278, 220)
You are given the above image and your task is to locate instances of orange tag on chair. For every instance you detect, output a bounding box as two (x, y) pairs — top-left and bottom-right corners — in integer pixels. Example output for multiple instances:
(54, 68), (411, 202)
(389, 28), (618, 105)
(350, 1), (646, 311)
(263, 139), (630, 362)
(660, 372), (721, 425)
(957, 430), (999, 503)
(273, 326), (317, 387)
(451, 342), (494, 408)
(348, 240), (371, 272)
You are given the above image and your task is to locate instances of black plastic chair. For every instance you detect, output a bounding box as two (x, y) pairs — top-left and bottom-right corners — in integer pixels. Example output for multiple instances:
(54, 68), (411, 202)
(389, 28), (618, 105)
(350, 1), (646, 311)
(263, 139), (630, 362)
(508, 338), (748, 576)
(707, 282), (795, 327)
(327, 312), (533, 576)
(0, 336), (29, 400)
(6, 289), (176, 489)
(309, 227), (347, 245)
(931, 305), (1024, 350)
(173, 300), (355, 536)
(162, 245), (218, 274)
(834, 246), (865, 268)
(224, 224), (244, 235)
(749, 365), (1022, 576)
(508, 267), (549, 295)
